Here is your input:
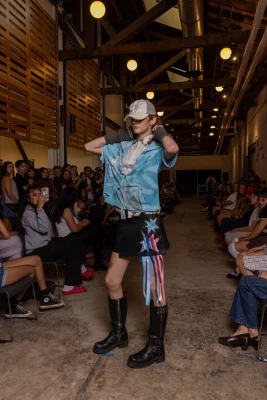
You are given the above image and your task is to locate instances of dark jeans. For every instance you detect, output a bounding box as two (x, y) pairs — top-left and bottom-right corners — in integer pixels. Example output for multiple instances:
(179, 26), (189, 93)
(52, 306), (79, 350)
(28, 237), (84, 286)
(229, 276), (267, 329)
(219, 218), (245, 235)
(67, 224), (103, 264)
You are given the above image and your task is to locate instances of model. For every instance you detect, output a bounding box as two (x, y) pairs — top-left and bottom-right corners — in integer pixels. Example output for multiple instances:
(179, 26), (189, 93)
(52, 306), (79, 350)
(85, 99), (179, 368)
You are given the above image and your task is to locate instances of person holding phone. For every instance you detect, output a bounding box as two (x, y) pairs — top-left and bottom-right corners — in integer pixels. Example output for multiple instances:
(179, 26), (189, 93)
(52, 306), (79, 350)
(21, 187), (88, 295)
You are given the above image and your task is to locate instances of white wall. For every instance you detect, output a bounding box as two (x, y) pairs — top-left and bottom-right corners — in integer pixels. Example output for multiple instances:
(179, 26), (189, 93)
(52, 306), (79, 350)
(229, 85), (267, 181)
(68, 148), (100, 171)
(0, 137), (49, 168)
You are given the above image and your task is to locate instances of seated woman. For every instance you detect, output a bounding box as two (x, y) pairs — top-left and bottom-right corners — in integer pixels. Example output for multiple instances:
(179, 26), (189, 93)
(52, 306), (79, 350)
(224, 191), (260, 245)
(218, 275), (266, 350)
(53, 187), (106, 272)
(59, 169), (73, 191)
(0, 161), (19, 217)
(216, 187), (255, 239)
(228, 189), (267, 257)
(227, 190), (267, 278)
(212, 184), (237, 222)
(21, 187), (87, 295)
(0, 255), (64, 318)
(216, 183), (246, 226)
(0, 218), (23, 260)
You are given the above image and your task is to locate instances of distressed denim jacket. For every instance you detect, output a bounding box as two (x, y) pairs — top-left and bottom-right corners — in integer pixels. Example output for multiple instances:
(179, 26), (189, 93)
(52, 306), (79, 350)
(100, 140), (177, 214)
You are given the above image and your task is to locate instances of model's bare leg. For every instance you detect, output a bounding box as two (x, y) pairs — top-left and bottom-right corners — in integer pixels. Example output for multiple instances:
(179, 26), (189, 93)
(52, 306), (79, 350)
(93, 252), (133, 355)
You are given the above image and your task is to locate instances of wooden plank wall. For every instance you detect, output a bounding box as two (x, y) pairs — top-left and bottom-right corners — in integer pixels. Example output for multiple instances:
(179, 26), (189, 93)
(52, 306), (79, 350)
(0, 0), (59, 148)
(66, 58), (101, 151)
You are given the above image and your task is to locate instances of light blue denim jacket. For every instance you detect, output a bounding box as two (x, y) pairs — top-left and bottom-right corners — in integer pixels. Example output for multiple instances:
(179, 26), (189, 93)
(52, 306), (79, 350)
(100, 140), (178, 213)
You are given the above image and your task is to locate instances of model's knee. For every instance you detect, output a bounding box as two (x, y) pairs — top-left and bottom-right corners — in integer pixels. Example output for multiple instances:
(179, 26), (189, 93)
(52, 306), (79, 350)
(105, 275), (121, 291)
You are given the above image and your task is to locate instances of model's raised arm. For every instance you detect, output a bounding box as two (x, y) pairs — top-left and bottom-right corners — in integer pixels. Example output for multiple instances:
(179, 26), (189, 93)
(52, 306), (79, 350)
(84, 136), (106, 155)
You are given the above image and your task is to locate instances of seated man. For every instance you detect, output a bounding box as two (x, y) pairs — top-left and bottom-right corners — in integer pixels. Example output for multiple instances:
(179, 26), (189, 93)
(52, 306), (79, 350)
(224, 190), (260, 245)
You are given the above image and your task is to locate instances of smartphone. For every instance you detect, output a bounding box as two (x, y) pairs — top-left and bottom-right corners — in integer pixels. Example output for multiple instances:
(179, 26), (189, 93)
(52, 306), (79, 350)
(41, 187), (49, 202)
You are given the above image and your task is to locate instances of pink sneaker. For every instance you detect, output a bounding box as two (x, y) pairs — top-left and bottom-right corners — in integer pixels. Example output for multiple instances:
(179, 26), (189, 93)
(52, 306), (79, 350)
(82, 269), (94, 280)
(62, 286), (87, 296)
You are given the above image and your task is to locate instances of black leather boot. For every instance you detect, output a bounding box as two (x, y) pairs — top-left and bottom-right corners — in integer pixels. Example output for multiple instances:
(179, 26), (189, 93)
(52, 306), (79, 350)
(127, 304), (168, 369)
(93, 295), (128, 354)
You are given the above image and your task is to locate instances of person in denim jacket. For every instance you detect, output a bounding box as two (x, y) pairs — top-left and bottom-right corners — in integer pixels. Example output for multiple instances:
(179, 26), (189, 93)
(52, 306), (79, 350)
(85, 99), (179, 369)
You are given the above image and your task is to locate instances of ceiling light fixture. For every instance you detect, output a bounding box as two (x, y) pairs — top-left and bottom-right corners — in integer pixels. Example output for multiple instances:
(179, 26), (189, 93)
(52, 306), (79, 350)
(210, 125), (216, 129)
(215, 86), (224, 92)
(209, 132), (214, 136)
(212, 115), (217, 118)
(127, 59), (138, 71)
(90, 1), (106, 19)
(157, 111), (164, 116)
(223, 94), (227, 99)
(233, 56), (237, 61)
(146, 92), (154, 100)
(213, 108), (219, 112)
(220, 47), (232, 60)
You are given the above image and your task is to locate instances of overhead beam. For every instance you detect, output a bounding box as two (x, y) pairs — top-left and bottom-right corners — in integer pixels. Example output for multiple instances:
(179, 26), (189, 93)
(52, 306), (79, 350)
(161, 99), (193, 122)
(100, 0), (177, 51)
(60, 30), (259, 61)
(210, 0), (267, 18)
(158, 102), (226, 112)
(165, 118), (222, 125)
(102, 78), (235, 94)
(84, 0), (95, 52)
(57, 11), (84, 55)
(133, 50), (186, 90)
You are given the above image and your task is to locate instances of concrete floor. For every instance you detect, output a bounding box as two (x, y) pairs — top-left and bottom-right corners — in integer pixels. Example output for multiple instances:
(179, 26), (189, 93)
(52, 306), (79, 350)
(0, 198), (267, 400)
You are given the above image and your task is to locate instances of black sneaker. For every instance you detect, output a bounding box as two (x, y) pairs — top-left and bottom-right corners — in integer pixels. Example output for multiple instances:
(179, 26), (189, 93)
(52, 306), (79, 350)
(39, 292), (64, 310)
(5, 303), (33, 319)
(227, 270), (241, 280)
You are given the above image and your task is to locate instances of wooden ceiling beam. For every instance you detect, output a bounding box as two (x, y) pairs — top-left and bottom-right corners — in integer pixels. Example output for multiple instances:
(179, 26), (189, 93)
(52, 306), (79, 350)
(161, 99), (193, 122)
(60, 30), (260, 61)
(100, 0), (177, 51)
(158, 102), (226, 112)
(102, 78), (235, 94)
(165, 118), (223, 124)
(133, 51), (186, 90)
(210, 0), (267, 19)
(83, 0), (95, 52)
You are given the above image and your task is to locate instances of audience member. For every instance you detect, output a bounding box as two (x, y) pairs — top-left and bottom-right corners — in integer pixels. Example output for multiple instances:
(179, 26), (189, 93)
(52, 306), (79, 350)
(21, 187), (87, 295)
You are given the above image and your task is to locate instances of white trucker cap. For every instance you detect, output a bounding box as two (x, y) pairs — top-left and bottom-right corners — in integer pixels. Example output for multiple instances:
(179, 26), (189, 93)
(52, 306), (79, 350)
(124, 99), (157, 121)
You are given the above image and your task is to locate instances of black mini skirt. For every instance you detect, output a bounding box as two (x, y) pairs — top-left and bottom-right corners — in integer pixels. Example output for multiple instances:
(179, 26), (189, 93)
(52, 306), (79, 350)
(113, 213), (169, 258)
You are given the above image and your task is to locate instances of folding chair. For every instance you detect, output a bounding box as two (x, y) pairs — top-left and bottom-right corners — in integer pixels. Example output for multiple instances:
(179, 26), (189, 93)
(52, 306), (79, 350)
(0, 276), (38, 343)
(257, 299), (267, 362)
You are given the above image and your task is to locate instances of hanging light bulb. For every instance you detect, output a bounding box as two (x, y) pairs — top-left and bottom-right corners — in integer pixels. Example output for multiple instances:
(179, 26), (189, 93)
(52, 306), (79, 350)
(220, 47), (232, 60)
(127, 59), (138, 71)
(146, 92), (154, 99)
(157, 111), (164, 116)
(215, 86), (224, 92)
(90, 1), (106, 19)
(209, 132), (214, 136)
(213, 108), (219, 112)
